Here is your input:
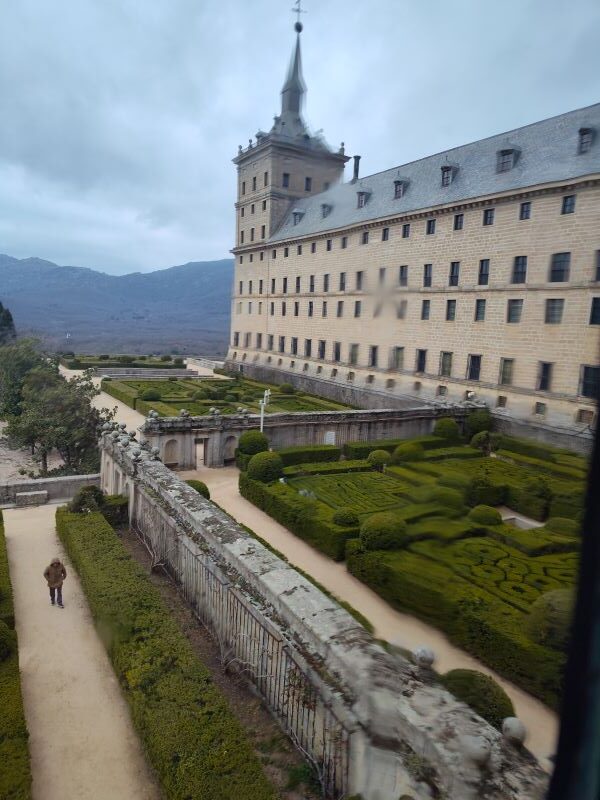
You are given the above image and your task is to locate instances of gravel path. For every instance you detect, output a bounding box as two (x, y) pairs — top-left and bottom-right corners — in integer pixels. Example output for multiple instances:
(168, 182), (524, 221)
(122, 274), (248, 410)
(3, 504), (161, 800)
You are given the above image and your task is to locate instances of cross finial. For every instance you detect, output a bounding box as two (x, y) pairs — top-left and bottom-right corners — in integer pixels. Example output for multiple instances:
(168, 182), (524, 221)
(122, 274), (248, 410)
(291, 0), (306, 31)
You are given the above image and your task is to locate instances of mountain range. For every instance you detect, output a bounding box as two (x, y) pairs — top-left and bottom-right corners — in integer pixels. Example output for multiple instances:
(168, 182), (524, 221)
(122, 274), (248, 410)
(0, 254), (233, 355)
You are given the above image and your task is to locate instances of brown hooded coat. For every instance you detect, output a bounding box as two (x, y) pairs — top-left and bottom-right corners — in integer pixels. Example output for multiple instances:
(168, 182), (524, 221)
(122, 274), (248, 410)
(44, 559), (67, 588)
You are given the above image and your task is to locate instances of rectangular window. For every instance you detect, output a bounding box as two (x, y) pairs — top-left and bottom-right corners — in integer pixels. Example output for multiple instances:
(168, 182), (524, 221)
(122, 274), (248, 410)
(241, 181), (246, 195)
(309, 275), (315, 292)
(278, 335), (285, 353)
(267, 334), (274, 351)
(322, 301), (328, 317)
(252, 176), (257, 191)
(233, 332), (239, 346)
(337, 300), (344, 318)
(475, 299), (486, 321)
(394, 181), (404, 198)
(507, 299), (523, 323)
(251, 204), (255, 214)
(305, 176), (312, 192)
(561, 195), (576, 214)
(421, 299), (430, 320)
(382, 227), (390, 241)
(297, 244), (302, 255)
(399, 265), (408, 286)
(259, 251), (264, 261)
(416, 349), (427, 373)
(239, 280), (243, 295)
(478, 259), (490, 286)
(439, 351), (453, 377)
(361, 231), (369, 245)
(318, 339), (326, 359)
(369, 346), (378, 368)
(240, 207), (245, 218)
(520, 201), (531, 220)
(549, 252), (571, 282)
(259, 279), (263, 294)
(499, 358), (514, 386)
(257, 333), (263, 349)
(282, 172), (290, 188)
(423, 264), (432, 287)
(250, 227), (255, 241)
(295, 276), (301, 293)
(294, 301), (299, 317)
(590, 297), (600, 325)
(281, 301), (286, 316)
(357, 192), (366, 208)
(263, 171), (268, 187)
(291, 337), (298, 355)
(356, 271), (364, 290)
(304, 339), (312, 357)
(323, 273), (330, 292)
(397, 299), (407, 319)
(248, 301), (252, 314)
(258, 301), (262, 314)
(340, 236), (348, 249)
(483, 208), (495, 226)
(339, 272), (346, 291)
(333, 341), (341, 362)
(311, 242), (316, 254)
(271, 277), (276, 293)
(402, 223), (410, 238)
(261, 224), (266, 239)
(270, 302), (274, 316)
(349, 344), (359, 365)
(272, 249), (277, 259)
(512, 256), (527, 284)
(379, 267), (386, 285)
(240, 230), (244, 244)
(354, 300), (362, 318)
(596, 251), (600, 281)
(262, 200), (267, 211)
(534, 402), (547, 416)
(284, 247), (289, 257)
(446, 299), (457, 321)
(426, 219), (436, 235)
(282, 277), (288, 293)
(326, 239), (332, 251)
(538, 362), (553, 391)
(467, 354), (482, 381)
(545, 298), (564, 324)
(454, 213), (464, 231)
(308, 301), (314, 317)
(449, 261), (460, 286)
(391, 346), (404, 370)
(581, 365), (600, 398)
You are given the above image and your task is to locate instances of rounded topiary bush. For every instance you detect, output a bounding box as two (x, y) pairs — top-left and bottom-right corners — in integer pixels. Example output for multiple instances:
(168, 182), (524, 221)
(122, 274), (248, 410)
(191, 389), (207, 401)
(238, 430), (269, 456)
(468, 504), (502, 525)
(470, 430), (502, 455)
(225, 393), (238, 402)
(526, 589), (574, 651)
(332, 508), (360, 527)
(441, 669), (514, 729)
(247, 451), (283, 483)
(360, 512), (408, 551)
(426, 486), (464, 509)
(69, 485), (104, 514)
(279, 383), (295, 394)
(545, 517), (579, 536)
(141, 388), (161, 401)
(433, 417), (460, 441)
(0, 620), (15, 662)
(186, 479), (210, 500)
(367, 449), (391, 470)
(465, 408), (493, 437)
(392, 442), (425, 463)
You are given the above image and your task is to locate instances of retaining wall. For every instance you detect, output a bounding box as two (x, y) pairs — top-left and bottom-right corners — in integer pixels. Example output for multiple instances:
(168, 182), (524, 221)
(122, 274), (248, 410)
(0, 474), (100, 505)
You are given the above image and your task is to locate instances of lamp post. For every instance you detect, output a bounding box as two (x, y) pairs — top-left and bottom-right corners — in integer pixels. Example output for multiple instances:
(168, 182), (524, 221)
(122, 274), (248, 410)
(259, 389), (271, 433)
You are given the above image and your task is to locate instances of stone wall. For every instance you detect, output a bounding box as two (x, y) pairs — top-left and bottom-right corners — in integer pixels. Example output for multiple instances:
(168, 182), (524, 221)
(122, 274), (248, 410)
(0, 474), (100, 505)
(100, 433), (547, 800)
(492, 412), (594, 455)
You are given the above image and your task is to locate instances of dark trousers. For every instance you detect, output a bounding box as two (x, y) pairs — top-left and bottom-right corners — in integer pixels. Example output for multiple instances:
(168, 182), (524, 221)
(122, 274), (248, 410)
(49, 586), (63, 605)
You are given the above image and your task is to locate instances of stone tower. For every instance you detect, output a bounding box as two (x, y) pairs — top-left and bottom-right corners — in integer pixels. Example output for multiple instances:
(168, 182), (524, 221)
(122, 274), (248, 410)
(232, 21), (349, 252)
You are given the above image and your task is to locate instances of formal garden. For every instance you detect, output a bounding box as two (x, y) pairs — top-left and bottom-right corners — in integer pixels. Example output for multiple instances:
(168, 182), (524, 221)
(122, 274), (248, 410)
(60, 353), (187, 370)
(101, 375), (354, 416)
(237, 411), (587, 711)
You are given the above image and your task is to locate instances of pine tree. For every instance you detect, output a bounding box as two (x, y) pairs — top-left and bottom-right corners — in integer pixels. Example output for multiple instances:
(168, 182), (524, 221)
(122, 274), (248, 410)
(0, 302), (16, 344)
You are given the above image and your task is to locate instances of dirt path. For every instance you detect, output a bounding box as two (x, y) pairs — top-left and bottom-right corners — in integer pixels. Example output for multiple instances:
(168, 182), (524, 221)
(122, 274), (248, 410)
(182, 465), (559, 769)
(3, 505), (161, 800)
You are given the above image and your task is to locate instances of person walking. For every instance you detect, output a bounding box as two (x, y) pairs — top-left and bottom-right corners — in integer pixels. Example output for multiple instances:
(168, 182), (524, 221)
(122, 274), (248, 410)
(44, 557), (67, 608)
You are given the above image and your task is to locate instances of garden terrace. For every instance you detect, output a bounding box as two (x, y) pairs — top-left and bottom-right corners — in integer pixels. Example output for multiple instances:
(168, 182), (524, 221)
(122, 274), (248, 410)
(60, 354), (186, 370)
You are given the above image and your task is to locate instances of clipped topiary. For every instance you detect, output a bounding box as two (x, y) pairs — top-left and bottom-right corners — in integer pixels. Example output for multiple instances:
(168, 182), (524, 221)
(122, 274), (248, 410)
(367, 449), (391, 471)
(425, 486), (464, 509)
(69, 485), (104, 514)
(438, 472), (471, 492)
(465, 408), (493, 437)
(392, 442), (425, 464)
(441, 669), (514, 729)
(141, 388), (161, 401)
(0, 619), (15, 661)
(186, 479), (211, 500)
(247, 451), (283, 483)
(360, 512), (408, 551)
(332, 508), (360, 527)
(526, 589), (574, 651)
(279, 383), (295, 394)
(470, 430), (502, 456)
(238, 430), (269, 456)
(544, 517), (579, 536)
(433, 417), (460, 441)
(468, 505), (502, 526)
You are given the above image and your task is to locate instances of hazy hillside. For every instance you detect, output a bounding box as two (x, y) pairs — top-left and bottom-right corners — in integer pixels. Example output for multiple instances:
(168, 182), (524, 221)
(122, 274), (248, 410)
(0, 254), (233, 355)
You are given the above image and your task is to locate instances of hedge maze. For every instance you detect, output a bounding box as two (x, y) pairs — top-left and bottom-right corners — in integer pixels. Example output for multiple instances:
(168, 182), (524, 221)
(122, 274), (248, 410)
(238, 420), (587, 708)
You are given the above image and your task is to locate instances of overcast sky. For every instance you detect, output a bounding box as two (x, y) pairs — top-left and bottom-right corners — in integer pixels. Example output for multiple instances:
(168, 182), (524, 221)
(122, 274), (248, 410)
(1, 0), (599, 275)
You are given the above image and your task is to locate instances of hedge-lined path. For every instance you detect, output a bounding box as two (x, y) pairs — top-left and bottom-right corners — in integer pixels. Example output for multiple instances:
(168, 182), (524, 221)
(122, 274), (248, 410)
(182, 465), (559, 770)
(3, 504), (161, 800)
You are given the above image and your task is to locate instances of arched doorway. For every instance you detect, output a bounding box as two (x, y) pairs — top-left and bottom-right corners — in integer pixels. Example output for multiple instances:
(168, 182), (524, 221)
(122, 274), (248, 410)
(163, 439), (179, 468)
(223, 435), (238, 465)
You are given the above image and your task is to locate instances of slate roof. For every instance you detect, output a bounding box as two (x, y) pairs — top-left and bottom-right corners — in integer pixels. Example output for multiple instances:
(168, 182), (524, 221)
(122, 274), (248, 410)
(270, 103), (600, 242)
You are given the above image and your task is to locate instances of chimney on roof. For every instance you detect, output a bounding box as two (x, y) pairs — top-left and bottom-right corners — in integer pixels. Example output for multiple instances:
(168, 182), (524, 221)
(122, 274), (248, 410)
(351, 155), (361, 183)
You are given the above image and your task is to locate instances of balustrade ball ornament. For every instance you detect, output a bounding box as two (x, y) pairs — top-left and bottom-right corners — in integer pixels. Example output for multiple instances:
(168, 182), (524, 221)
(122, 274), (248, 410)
(237, 407), (243, 413)
(151, 446), (160, 455)
(242, 408), (248, 414)
(460, 735), (491, 767)
(131, 447), (141, 458)
(112, 421), (120, 430)
(502, 717), (527, 745)
(119, 422), (127, 430)
(128, 430), (137, 439)
(111, 431), (120, 441)
(413, 646), (435, 668)
(102, 422), (111, 431)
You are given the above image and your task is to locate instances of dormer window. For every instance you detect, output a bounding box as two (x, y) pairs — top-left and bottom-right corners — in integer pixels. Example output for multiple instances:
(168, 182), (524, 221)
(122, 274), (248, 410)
(441, 165), (454, 187)
(357, 191), (369, 208)
(321, 203), (332, 218)
(292, 209), (304, 226)
(394, 180), (407, 199)
(497, 149), (516, 173)
(578, 127), (593, 154)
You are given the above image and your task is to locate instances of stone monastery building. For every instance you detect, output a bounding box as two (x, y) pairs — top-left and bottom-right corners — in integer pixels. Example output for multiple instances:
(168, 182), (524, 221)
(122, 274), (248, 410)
(228, 22), (600, 432)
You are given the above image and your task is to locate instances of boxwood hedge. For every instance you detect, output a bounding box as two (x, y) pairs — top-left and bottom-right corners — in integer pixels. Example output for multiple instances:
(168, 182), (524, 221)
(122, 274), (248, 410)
(0, 511), (32, 800)
(56, 509), (276, 800)
(275, 444), (341, 466)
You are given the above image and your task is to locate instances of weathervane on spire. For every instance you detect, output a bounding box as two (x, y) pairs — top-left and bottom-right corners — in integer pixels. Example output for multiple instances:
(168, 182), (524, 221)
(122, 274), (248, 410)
(291, 0), (306, 32)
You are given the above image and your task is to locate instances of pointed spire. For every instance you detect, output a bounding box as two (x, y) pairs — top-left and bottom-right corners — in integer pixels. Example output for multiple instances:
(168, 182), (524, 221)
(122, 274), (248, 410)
(281, 32), (306, 115)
